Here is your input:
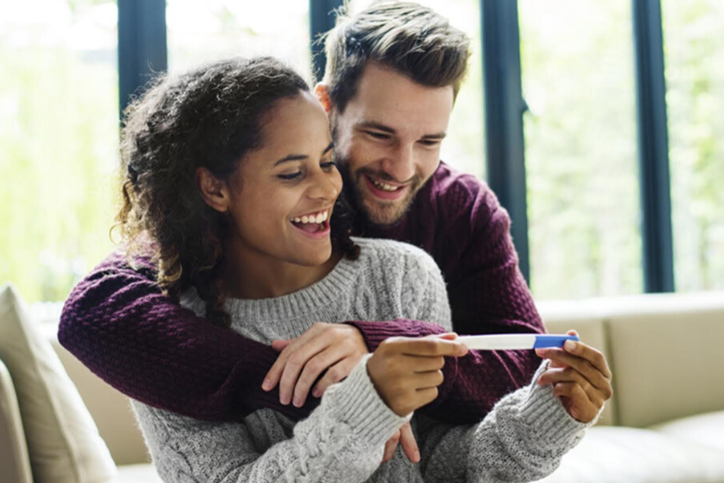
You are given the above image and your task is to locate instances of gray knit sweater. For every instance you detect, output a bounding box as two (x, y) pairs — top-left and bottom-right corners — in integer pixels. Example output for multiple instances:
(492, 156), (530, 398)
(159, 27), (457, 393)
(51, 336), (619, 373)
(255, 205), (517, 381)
(132, 238), (590, 482)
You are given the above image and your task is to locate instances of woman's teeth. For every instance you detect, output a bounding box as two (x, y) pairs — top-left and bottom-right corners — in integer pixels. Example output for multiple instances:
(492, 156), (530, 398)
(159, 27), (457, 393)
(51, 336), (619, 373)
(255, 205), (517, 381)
(371, 178), (401, 191)
(292, 211), (328, 224)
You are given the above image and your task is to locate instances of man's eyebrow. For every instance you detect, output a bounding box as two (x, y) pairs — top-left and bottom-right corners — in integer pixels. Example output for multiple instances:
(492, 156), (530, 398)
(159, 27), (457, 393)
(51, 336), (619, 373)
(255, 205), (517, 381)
(357, 121), (395, 134)
(357, 121), (446, 140)
(274, 142), (334, 166)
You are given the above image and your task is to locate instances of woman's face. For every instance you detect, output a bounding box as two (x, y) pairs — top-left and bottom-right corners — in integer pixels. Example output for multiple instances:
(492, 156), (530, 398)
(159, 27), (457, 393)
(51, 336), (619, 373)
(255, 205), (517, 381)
(224, 91), (342, 268)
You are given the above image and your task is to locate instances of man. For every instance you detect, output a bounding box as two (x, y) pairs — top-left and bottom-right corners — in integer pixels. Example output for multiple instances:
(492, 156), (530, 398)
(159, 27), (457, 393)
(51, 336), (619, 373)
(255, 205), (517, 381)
(60, 0), (591, 464)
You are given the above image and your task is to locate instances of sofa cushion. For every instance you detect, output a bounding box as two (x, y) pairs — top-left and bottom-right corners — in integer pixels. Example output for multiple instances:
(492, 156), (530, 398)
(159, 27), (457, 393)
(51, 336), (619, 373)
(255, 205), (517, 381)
(539, 426), (724, 483)
(650, 410), (724, 454)
(0, 284), (117, 483)
(0, 358), (33, 483)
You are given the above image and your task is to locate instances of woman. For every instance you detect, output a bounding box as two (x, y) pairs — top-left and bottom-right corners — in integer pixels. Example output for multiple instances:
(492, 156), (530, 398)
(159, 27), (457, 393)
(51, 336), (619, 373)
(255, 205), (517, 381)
(119, 56), (607, 482)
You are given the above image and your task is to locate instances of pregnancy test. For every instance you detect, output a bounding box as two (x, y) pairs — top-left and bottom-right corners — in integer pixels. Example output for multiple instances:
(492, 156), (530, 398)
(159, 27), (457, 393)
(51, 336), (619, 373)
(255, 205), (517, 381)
(458, 334), (579, 351)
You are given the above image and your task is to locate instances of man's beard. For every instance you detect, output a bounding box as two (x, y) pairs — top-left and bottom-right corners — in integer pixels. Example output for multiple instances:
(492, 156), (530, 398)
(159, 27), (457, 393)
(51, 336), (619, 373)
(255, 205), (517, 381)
(336, 153), (422, 228)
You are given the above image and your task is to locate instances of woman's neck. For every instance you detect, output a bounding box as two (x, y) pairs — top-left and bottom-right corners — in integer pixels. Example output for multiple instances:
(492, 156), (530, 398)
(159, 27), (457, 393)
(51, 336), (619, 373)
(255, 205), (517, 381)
(221, 245), (343, 300)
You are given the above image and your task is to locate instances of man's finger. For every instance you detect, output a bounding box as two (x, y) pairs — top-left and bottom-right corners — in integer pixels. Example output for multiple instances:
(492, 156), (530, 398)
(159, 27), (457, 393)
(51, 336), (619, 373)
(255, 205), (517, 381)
(271, 339), (293, 352)
(399, 422), (420, 463)
(292, 346), (347, 407)
(277, 337), (332, 405)
(312, 358), (359, 398)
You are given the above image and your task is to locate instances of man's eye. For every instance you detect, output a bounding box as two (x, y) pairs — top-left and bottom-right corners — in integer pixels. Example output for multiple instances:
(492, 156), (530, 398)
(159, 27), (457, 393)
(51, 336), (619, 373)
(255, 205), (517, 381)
(420, 140), (441, 147)
(278, 172), (302, 180)
(367, 131), (390, 140)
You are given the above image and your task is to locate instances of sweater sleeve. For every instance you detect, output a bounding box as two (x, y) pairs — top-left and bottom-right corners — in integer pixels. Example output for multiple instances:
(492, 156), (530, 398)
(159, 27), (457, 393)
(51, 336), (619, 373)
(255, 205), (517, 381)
(416, 361), (594, 483)
(58, 250), (459, 422)
(132, 355), (408, 483)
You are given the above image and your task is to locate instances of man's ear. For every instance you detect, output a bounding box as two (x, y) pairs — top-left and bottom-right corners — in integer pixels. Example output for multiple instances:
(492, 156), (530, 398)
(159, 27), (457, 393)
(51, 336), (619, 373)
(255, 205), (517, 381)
(195, 167), (229, 213)
(314, 83), (332, 113)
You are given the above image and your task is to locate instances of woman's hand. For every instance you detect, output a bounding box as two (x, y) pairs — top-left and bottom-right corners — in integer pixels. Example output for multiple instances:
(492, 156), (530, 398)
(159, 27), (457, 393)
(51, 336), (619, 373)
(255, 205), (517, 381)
(535, 330), (613, 423)
(263, 322), (369, 407)
(366, 334), (469, 417)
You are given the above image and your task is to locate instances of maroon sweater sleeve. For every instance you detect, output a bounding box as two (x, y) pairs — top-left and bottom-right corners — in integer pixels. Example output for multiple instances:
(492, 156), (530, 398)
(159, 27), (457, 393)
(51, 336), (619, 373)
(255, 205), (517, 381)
(59, 251), (489, 423)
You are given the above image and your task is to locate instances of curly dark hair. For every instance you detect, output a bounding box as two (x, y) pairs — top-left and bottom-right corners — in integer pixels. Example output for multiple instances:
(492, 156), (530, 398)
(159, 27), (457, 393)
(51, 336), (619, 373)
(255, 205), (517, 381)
(116, 57), (359, 328)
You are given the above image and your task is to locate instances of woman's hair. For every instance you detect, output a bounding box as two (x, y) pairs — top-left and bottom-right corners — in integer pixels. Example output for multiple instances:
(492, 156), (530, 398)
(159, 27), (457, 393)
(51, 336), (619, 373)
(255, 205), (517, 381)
(116, 56), (359, 328)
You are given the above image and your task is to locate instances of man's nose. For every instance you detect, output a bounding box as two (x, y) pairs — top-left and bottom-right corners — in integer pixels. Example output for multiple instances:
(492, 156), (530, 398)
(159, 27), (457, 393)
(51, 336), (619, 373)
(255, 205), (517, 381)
(381, 143), (415, 182)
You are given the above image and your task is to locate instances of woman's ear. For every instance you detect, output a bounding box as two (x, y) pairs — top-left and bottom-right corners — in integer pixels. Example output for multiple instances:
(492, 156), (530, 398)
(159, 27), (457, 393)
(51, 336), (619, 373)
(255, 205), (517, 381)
(314, 83), (332, 113)
(195, 167), (229, 213)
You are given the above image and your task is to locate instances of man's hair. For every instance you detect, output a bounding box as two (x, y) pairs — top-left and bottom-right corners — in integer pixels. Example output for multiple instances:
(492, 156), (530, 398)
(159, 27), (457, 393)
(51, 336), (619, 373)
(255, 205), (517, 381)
(321, 1), (471, 113)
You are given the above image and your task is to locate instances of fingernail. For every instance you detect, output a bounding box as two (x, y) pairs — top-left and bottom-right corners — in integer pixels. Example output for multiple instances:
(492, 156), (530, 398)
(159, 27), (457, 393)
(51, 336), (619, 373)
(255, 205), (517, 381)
(280, 395), (290, 405)
(413, 450), (420, 462)
(262, 379), (271, 391)
(535, 349), (546, 357)
(293, 396), (302, 407)
(312, 389), (321, 398)
(564, 340), (576, 351)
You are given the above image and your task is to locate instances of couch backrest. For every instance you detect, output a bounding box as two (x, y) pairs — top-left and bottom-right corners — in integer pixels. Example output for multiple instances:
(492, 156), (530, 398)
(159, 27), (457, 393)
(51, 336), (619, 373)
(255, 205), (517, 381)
(539, 291), (724, 429)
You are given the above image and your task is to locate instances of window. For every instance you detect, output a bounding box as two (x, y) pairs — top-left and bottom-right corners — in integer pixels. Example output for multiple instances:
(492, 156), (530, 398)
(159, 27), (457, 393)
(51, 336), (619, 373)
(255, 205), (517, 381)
(662, 0), (724, 291)
(166, 0), (312, 80)
(519, 0), (643, 299)
(0, 0), (118, 303)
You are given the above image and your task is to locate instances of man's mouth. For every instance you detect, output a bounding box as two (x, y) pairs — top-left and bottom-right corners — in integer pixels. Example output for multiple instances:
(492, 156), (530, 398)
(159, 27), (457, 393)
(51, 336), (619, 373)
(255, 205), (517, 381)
(363, 174), (408, 200)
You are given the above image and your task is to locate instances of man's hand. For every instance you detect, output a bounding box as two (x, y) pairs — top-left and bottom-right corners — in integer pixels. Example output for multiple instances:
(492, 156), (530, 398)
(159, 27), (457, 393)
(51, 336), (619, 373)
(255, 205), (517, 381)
(367, 334), (469, 417)
(535, 330), (613, 423)
(263, 322), (368, 408)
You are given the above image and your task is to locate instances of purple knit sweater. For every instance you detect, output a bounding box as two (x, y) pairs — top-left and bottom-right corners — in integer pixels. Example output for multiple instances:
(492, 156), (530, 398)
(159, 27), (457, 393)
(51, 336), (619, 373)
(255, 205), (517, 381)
(58, 163), (544, 424)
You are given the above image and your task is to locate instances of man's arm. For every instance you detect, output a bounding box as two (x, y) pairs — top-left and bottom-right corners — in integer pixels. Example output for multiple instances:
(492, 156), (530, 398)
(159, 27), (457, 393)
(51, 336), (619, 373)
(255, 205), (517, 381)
(59, 250), (484, 423)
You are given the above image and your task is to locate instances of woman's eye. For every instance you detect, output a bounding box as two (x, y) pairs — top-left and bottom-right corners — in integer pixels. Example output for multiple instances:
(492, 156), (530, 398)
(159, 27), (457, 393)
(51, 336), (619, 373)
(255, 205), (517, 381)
(277, 172), (302, 180)
(321, 161), (337, 171)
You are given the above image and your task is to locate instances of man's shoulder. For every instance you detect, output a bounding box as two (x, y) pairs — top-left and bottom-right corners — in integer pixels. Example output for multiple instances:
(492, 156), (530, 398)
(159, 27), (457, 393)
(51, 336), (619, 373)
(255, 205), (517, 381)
(420, 162), (505, 228)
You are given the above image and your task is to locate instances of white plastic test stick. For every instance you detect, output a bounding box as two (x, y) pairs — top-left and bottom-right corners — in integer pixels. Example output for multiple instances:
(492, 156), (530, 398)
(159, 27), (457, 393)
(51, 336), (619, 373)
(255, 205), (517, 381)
(458, 334), (579, 351)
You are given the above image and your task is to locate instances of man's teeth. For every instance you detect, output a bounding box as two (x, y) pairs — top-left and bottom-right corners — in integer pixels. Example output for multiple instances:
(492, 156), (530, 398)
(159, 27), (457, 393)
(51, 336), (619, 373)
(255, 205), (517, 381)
(371, 178), (401, 191)
(292, 211), (328, 224)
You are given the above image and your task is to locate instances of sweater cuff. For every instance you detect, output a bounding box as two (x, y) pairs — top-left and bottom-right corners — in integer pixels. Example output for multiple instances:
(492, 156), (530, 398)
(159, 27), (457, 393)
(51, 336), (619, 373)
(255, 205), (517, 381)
(514, 361), (596, 450)
(324, 354), (411, 448)
(345, 319), (446, 352)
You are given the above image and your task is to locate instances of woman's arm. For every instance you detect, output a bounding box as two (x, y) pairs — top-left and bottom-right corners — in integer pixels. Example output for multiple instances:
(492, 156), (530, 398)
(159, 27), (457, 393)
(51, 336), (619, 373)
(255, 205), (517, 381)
(132, 355), (407, 483)
(417, 362), (591, 483)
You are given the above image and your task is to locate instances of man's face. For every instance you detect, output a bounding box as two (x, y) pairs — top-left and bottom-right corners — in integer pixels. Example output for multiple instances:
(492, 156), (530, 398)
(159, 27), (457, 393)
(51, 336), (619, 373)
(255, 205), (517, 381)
(330, 62), (454, 226)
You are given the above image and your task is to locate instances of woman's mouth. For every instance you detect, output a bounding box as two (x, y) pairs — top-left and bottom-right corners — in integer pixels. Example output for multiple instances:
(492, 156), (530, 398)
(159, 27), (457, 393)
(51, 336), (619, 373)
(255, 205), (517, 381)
(290, 209), (331, 238)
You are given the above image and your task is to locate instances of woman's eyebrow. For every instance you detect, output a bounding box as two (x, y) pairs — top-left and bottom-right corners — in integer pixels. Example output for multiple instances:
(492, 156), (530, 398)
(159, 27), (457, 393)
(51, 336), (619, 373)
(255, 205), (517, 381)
(274, 142), (334, 166)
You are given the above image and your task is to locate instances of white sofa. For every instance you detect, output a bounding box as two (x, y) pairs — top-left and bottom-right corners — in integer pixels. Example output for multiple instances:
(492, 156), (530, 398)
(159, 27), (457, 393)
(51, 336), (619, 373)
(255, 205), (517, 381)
(3, 289), (724, 482)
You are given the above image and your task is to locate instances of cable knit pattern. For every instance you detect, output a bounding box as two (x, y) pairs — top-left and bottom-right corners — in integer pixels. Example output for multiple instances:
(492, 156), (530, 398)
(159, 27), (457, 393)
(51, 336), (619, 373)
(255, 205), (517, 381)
(131, 238), (590, 483)
(58, 162), (545, 423)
